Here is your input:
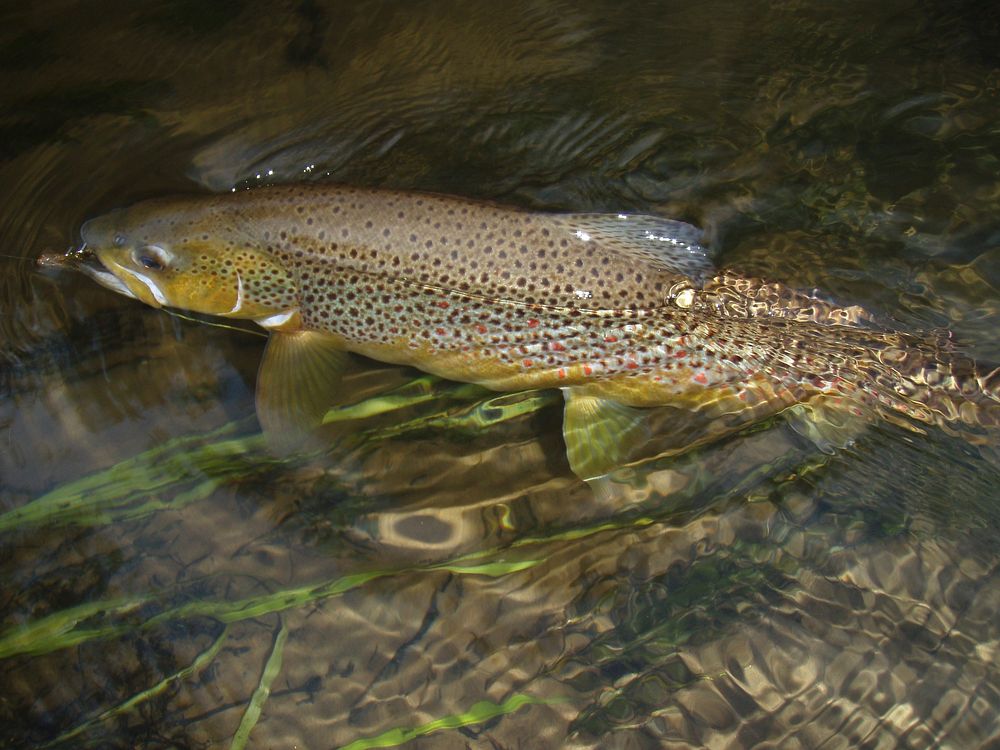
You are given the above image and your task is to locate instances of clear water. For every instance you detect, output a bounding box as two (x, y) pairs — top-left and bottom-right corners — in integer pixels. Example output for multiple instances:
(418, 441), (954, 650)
(2, 1), (999, 748)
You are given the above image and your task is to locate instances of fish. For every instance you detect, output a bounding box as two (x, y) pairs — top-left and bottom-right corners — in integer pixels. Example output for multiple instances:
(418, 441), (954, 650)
(46, 183), (1000, 480)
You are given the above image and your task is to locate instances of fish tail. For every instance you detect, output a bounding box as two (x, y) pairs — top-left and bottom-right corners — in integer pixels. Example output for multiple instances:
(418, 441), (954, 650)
(799, 325), (1000, 441)
(885, 348), (1000, 439)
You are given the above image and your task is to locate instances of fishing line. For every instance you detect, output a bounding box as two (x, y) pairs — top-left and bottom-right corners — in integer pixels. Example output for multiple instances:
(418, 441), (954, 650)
(162, 307), (268, 338)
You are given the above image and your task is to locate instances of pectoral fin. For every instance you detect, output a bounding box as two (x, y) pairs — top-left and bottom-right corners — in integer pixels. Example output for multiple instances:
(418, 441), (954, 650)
(256, 331), (350, 453)
(562, 388), (652, 480)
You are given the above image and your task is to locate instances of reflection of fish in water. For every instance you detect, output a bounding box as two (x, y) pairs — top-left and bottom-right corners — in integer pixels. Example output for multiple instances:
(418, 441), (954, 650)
(42, 184), (999, 480)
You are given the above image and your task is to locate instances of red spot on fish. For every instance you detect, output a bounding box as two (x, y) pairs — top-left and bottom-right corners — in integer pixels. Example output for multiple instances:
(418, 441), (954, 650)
(557, 368), (566, 379)
(436, 328), (446, 336)
(627, 360), (638, 370)
(674, 350), (687, 358)
(739, 391), (748, 401)
(523, 359), (533, 367)
(550, 342), (565, 351)
(475, 324), (487, 334)
(583, 365), (593, 375)
(604, 335), (618, 343)
(527, 318), (539, 328)
(694, 372), (708, 384)
(437, 300), (450, 309)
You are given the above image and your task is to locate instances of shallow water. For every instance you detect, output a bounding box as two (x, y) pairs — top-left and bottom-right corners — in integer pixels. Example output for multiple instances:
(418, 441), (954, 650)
(2, 1), (999, 748)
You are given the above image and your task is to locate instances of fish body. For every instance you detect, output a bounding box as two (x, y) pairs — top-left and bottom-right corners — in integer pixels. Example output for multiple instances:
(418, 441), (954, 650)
(66, 184), (998, 478)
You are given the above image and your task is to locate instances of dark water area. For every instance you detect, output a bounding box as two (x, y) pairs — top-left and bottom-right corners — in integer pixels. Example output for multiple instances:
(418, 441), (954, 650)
(2, 1), (999, 748)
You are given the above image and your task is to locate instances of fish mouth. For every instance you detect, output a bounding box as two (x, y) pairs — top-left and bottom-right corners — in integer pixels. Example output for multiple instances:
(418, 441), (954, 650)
(37, 245), (138, 301)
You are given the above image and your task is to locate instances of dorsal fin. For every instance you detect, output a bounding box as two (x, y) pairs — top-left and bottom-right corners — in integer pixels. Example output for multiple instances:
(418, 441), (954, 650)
(555, 212), (713, 281)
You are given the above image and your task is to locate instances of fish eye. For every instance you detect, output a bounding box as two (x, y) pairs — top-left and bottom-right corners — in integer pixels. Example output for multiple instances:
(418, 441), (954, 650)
(133, 245), (170, 272)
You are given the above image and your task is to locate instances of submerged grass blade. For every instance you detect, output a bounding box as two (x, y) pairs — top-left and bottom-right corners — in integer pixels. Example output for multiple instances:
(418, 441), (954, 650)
(229, 616), (288, 750)
(338, 693), (548, 750)
(324, 374), (488, 423)
(2, 485), (782, 662)
(147, 559), (543, 627)
(0, 421), (267, 532)
(42, 626), (229, 748)
(2, 381), (544, 535)
(0, 558), (544, 660)
(3, 460), (723, 663)
(0, 595), (152, 660)
(360, 390), (557, 442)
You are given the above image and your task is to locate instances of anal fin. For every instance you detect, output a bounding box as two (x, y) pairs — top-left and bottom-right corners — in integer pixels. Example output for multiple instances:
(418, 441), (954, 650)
(256, 331), (350, 454)
(562, 388), (652, 481)
(785, 397), (876, 454)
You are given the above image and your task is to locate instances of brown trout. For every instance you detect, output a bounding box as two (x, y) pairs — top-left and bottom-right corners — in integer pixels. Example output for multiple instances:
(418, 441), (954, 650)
(47, 184), (999, 479)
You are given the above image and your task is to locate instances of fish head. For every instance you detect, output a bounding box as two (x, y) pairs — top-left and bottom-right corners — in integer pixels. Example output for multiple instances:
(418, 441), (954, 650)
(78, 197), (298, 322)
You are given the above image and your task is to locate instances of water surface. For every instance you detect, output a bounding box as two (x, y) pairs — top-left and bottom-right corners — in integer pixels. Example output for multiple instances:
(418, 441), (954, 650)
(2, 1), (999, 748)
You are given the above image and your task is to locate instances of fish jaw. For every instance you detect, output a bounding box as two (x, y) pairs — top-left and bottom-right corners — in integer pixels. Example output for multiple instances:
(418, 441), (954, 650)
(38, 246), (144, 303)
(80, 262), (142, 302)
(93, 250), (168, 307)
